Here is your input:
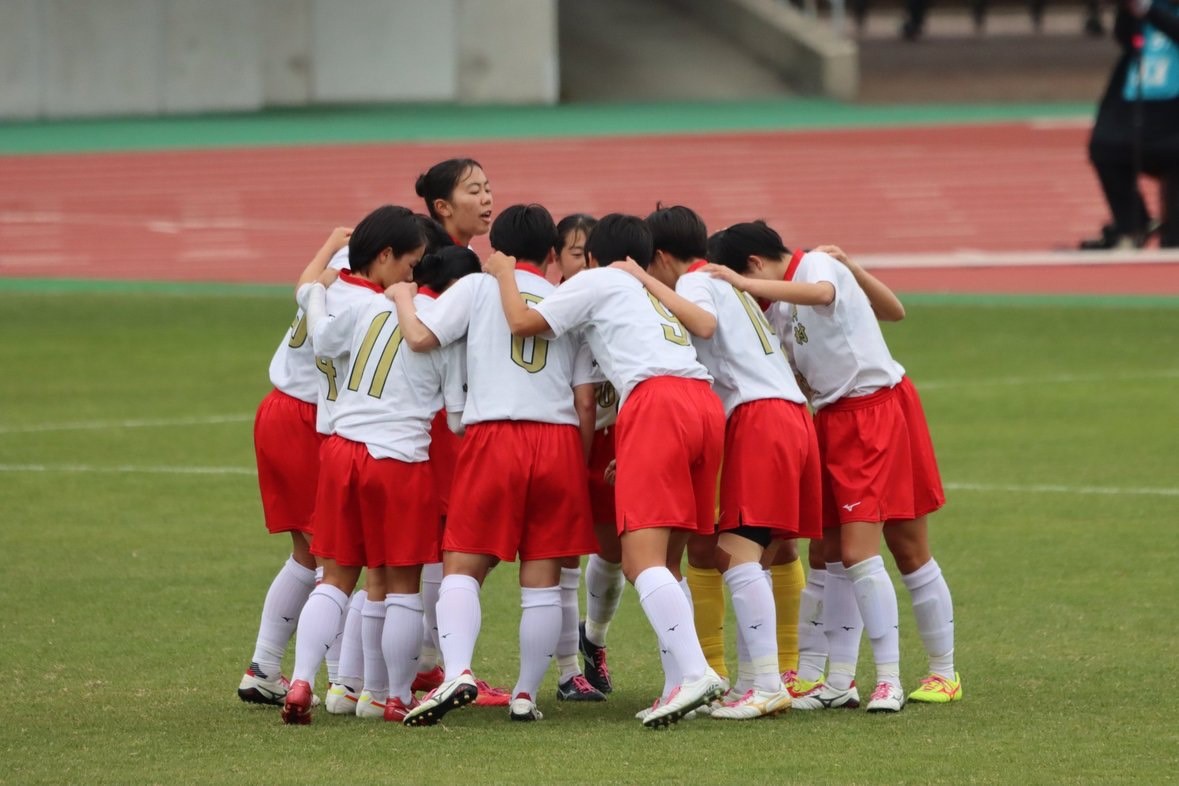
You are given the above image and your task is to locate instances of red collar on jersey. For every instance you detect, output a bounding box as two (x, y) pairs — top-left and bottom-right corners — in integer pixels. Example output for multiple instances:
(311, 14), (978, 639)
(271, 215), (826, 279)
(339, 270), (384, 293)
(417, 285), (441, 299)
(515, 262), (545, 277)
(784, 248), (804, 282)
(686, 260), (708, 274)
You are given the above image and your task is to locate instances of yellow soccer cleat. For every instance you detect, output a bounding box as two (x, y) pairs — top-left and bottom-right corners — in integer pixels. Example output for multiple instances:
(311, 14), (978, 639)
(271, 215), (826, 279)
(783, 670), (823, 700)
(908, 673), (963, 704)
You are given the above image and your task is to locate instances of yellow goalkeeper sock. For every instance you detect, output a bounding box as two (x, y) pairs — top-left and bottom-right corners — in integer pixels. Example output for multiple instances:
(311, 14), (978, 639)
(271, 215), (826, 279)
(772, 559), (805, 672)
(686, 565), (728, 680)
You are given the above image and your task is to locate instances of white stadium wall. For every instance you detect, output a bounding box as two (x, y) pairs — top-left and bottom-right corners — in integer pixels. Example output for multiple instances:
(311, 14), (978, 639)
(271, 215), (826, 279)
(0, 0), (559, 120)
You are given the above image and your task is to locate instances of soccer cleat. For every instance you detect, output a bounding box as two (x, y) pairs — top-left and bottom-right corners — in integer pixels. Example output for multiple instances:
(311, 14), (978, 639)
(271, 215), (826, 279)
(692, 676), (731, 716)
(472, 678), (511, 707)
(355, 691), (388, 718)
(579, 622), (613, 694)
(509, 693), (544, 721)
(866, 681), (906, 713)
(403, 670), (479, 727)
(383, 695), (421, 723)
(280, 679), (314, 725)
(791, 681), (860, 711)
(412, 666), (444, 694)
(783, 670), (823, 700)
(908, 672), (962, 704)
(634, 698), (661, 721)
(324, 682), (360, 715)
(642, 668), (725, 728)
(237, 663), (290, 705)
(556, 674), (607, 702)
(710, 687), (792, 720)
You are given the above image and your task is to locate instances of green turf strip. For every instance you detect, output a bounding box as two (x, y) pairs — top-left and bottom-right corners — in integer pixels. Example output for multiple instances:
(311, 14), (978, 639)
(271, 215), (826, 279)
(0, 99), (1094, 156)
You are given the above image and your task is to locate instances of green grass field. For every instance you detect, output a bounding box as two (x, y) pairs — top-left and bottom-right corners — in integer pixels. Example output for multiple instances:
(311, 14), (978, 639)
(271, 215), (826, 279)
(2, 285), (1178, 785)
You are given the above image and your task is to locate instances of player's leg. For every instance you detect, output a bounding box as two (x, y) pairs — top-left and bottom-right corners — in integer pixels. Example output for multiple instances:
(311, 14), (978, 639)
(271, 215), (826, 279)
(794, 532), (864, 710)
(356, 569), (390, 718)
(510, 558), (564, 721)
(768, 539), (804, 677)
(383, 564), (426, 721)
(580, 529), (623, 694)
(413, 560), (444, 693)
(326, 588), (366, 714)
(792, 537), (829, 693)
(843, 520), (904, 712)
(555, 557), (605, 701)
(686, 533), (728, 684)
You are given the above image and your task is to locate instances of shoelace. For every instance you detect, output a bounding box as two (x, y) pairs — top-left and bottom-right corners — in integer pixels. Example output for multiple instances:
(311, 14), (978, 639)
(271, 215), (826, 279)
(570, 675), (597, 693)
(919, 675), (952, 692)
(870, 682), (897, 702)
(591, 648), (610, 676)
(723, 690), (754, 708)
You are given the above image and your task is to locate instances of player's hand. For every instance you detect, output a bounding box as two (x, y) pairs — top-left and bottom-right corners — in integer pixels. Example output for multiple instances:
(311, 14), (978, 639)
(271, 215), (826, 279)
(317, 268), (340, 288)
(385, 281), (418, 301)
(324, 226), (352, 254)
(609, 257), (644, 280)
(815, 244), (853, 267)
(701, 263), (742, 287)
(484, 251), (516, 278)
(603, 459), (616, 486)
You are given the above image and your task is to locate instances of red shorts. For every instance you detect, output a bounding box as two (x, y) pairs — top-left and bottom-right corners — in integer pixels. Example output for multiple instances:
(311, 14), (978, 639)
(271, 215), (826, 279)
(310, 436), (441, 568)
(614, 377), (725, 535)
(444, 421), (596, 562)
(718, 399), (822, 540)
(429, 410), (459, 517)
(587, 427), (617, 525)
(814, 376), (945, 528)
(253, 388), (324, 535)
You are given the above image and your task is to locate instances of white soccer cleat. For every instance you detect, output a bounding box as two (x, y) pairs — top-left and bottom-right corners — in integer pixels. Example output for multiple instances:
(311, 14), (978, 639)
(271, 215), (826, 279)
(355, 691), (389, 718)
(237, 664), (290, 705)
(866, 681), (906, 713)
(642, 668), (724, 728)
(403, 670), (479, 727)
(325, 682), (361, 715)
(791, 681), (861, 711)
(709, 687), (792, 720)
(508, 693), (544, 722)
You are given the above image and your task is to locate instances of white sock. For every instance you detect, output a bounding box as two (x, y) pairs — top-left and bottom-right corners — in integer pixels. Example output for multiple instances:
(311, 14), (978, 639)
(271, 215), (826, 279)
(361, 599), (388, 701)
(384, 593), (424, 704)
(292, 584), (348, 686)
(436, 574), (481, 681)
(679, 576), (694, 610)
(556, 567), (583, 682)
(584, 555), (624, 646)
(847, 556), (901, 689)
(419, 562), (443, 671)
(657, 632), (680, 699)
(249, 556), (316, 676)
(797, 567), (828, 682)
(823, 562), (863, 691)
(724, 562), (780, 692)
(636, 567), (709, 685)
(733, 624), (753, 694)
(513, 586), (562, 700)
(901, 558), (956, 679)
(335, 590), (366, 690)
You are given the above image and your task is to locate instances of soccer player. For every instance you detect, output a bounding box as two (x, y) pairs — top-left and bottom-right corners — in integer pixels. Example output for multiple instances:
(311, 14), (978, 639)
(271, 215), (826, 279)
(613, 205), (823, 719)
(392, 204), (598, 725)
(280, 205), (430, 724)
(706, 223), (960, 713)
(236, 226), (352, 706)
(486, 213), (727, 728)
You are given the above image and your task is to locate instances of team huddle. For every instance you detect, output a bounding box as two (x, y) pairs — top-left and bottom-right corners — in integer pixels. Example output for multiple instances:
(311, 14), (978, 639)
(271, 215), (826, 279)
(236, 157), (962, 729)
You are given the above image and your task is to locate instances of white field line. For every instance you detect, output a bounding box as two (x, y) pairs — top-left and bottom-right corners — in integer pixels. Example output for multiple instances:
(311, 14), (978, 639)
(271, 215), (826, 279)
(0, 414), (253, 435)
(1, 462), (1175, 497)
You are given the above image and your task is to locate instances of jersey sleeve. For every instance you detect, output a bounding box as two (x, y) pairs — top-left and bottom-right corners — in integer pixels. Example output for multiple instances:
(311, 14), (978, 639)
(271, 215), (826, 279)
(328, 248), (351, 271)
(798, 251), (840, 318)
(437, 339), (468, 414)
(571, 333), (596, 387)
(309, 300), (360, 358)
(532, 273), (594, 339)
(676, 272), (718, 317)
(418, 275), (477, 348)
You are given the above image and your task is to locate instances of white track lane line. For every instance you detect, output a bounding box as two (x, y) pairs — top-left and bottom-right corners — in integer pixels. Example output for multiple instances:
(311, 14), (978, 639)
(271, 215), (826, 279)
(0, 414), (253, 435)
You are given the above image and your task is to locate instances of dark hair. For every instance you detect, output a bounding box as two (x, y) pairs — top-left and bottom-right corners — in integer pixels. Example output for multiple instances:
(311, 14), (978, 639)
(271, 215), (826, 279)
(556, 213), (598, 253)
(585, 213), (654, 269)
(416, 213), (455, 255)
(645, 204), (707, 262)
(414, 158), (483, 221)
(706, 220), (790, 273)
(414, 245), (481, 293)
(348, 205), (424, 273)
(489, 203), (559, 264)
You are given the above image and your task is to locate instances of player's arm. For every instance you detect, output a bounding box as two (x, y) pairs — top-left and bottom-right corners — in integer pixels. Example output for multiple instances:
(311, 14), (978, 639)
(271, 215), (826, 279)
(814, 245), (905, 322)
(574, 383), (595, 463)
(295, 227), (352, 296)
(702, 263), (834, 307)
(386, 283), (441, 351)
(610, 259), (717, 339)
(485, 251), (553, 337)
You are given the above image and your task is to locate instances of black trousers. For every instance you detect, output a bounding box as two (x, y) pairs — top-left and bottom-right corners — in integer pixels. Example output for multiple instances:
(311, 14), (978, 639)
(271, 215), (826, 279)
(1089, 122), (1179, 246)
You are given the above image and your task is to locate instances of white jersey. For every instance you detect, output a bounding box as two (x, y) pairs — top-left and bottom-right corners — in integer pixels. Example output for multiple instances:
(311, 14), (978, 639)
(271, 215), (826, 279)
(587, 359), (619, 430)
(765, 250), (904, 410)
(676, 267), (805, 416)
(266, 248), (351, 403)
(309, 292), (465, 462)
(532, 267), (711, 408)
(418, 265), (592, 426)
(298, 271), (389, 434)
